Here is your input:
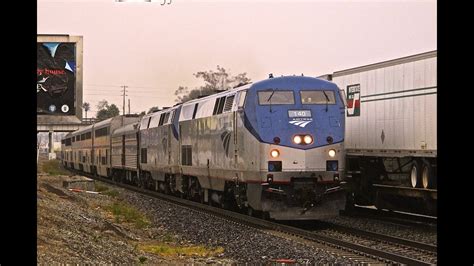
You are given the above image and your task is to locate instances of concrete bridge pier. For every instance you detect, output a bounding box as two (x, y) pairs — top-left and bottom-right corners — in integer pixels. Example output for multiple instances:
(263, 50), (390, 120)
(48, 130), (56, 160)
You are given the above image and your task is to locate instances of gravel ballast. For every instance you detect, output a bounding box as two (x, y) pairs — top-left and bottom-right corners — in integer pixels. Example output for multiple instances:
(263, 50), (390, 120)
(38, 173), (355, 264)
(120, 187), (354, 264)
(322, 216), (437, 246)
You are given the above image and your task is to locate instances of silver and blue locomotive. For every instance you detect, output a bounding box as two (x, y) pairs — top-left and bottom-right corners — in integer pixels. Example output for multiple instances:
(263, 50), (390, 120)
(61, 75), (346, 220)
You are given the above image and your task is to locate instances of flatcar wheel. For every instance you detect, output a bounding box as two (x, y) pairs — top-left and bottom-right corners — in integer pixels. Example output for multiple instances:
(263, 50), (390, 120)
(344, 192), (355, 211)
(410, 160), (422, 188)
(422, 163), (435, 189)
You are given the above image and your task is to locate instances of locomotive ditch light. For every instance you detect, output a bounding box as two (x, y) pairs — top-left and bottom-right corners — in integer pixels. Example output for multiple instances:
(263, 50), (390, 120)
(327, 136), (333, 144)
(267, 174), (274, 183)
(270, 149), (280, 158)
(303, 135), (313, 144)
(273, 137), (281, 144)
(328, 149), (336, 157)
(293, 135), (302, 144)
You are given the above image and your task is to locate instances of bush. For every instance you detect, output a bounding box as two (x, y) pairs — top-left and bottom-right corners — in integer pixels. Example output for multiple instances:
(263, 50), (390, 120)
(42, 160), (71, 176)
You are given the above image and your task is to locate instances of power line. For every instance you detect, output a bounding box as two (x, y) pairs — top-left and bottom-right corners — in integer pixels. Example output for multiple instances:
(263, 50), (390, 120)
(87, 84), (121, 87)
(127, 85), (164, 89)
(86, 87), (164, 92)
(83, 94), (169, 98)
(84, 91), (171, 96)
(85, 89), (166, 93)
(86, 84), (168, 90)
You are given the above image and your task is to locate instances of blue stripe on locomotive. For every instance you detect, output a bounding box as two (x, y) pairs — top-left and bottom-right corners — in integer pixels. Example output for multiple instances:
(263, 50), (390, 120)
(171, 106), (181, 140)
(243, 76), (345, 150)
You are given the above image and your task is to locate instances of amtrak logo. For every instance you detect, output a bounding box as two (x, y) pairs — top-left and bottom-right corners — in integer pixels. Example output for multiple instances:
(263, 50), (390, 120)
(289, 120), (312, 128)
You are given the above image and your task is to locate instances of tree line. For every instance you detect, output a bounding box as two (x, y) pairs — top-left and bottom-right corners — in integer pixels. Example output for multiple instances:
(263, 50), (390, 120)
(88, 66), (251, 121)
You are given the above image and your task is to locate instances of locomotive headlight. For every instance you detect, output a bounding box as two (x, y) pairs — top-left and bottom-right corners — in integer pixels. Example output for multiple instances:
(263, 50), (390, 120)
(293, 135), (302, 144)
(328, 149), (336, 157)
(270, 149), (280, 158)
(303, 135), (313, 144)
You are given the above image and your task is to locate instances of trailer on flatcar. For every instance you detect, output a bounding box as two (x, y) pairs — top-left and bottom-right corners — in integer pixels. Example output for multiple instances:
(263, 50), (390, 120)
(331, 51), (437, 216)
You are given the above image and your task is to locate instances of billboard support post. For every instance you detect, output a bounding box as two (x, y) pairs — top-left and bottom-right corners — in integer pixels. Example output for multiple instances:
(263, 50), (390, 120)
(48, 130), (55, 160)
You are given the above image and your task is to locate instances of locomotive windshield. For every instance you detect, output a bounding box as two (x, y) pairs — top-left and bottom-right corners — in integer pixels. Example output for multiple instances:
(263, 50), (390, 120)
(258, 90), (295, 105)
(300, 90), (336, 104)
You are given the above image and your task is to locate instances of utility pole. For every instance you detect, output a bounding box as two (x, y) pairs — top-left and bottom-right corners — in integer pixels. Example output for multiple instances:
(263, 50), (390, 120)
(121, 85), (128, 115)
(128, 99), (130, 115)
(121, 85), (128, 126)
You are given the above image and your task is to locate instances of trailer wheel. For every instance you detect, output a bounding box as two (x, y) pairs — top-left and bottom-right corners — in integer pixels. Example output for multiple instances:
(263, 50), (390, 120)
(345, 192), (355, 211)
(410, 160), (422, 188)
(422, 162), (435, 189)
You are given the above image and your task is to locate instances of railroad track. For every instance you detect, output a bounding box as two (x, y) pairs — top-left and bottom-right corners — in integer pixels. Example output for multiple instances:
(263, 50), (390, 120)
(309, 222), (437, 264)
(84, 173), (436, 265)
(341, 206), (437, 229)
(317, 221), (436, 252)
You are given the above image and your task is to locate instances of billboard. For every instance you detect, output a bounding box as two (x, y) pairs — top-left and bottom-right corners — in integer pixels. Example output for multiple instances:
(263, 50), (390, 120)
(37, 42), (76, 115)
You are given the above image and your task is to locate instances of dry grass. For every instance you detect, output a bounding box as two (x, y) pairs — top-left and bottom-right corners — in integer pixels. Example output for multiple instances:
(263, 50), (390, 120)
(103, 189), (120, 198)
(107, 201), (150, 229)
(42, 160), (71, 176)
(95, 182), (110, 192)
(140, 243), (224, 257)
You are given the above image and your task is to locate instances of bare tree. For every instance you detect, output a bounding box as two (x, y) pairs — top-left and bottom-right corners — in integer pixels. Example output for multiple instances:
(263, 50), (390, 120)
(174, 66), (251, 103)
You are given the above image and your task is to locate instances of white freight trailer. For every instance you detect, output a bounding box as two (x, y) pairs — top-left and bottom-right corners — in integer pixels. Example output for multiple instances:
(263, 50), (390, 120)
(330, 51), (437, 216)
(333, 51), (436, 158)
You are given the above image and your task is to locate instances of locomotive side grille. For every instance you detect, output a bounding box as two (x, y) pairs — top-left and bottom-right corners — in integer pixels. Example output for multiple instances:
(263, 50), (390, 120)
(141, 148), (147, 163)
(181, 145), (192, 166)
(223, 95), (235, 112)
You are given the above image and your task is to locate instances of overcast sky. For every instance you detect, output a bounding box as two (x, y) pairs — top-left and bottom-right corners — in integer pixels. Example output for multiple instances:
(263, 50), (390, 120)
(38, 0), (436, 117)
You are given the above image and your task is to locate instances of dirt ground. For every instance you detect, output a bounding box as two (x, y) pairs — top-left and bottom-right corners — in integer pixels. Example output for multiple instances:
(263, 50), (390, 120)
(37, 162), (233, 264)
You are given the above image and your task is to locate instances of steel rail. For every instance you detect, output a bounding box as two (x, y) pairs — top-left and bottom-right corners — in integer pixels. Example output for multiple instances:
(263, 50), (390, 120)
(85, 173), (433, 266)
(315, 221), (437, 253)
(341, 206), (437, 227)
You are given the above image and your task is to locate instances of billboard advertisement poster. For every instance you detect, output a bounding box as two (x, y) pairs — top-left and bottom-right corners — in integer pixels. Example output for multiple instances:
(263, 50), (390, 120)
(37, 42), (76, 116)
